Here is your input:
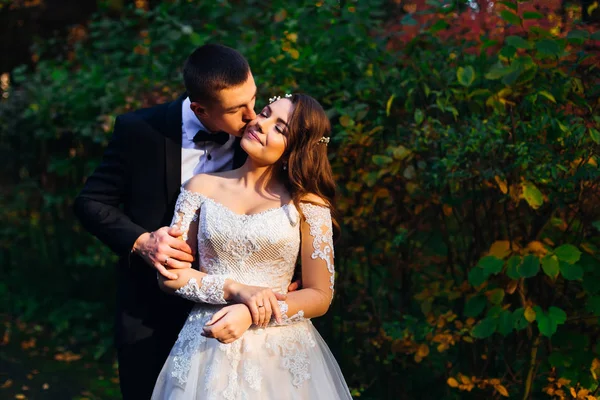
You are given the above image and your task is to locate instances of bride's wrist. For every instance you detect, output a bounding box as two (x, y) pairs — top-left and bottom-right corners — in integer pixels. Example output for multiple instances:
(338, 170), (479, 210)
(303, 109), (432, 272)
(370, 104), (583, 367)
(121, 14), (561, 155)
(223, 279), (241, 301)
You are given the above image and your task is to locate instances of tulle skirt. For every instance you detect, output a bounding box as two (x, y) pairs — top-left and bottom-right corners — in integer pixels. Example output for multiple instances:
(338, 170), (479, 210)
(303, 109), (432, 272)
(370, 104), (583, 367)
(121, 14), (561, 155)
(152, 305), (352, 400)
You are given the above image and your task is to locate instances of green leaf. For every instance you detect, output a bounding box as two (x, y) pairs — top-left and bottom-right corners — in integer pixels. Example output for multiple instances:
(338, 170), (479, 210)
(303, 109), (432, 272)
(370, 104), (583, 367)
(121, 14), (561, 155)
(478, 256), (504, 276)
(429, 19), (449, 34)
(457, 66), (476, 87)
(414, 109), (424, 125)
(498, 1), (517, 11)
(560, 262), (583, 281)
(499, 45), (517, 59)
(505, 35), (533, 49)
(372, 155), (393, 166)
(522, 182), (544, 209)
(498, 310), (514, 336)
(536, 39), (561, 57)
(468, 267), (487, 287)
(523, 11), (544, 19)
(541, 254), (560, 279)
(500, 10), (521, 26)
(548, 306), (567, 325)
(472, 317), (497, 339)
(190, 32), (204, 46)
(464, 295), (487, 317)
(538, 90), (556, 103)
(567, 29), (590, 44)
(589, 128), (600, 144)
(518, 254), (540, 278)
(537, 311), (558, 337)
(513, 308), (529, 331)
(485, 63), (515, 80)
(591, 31), (600, 41)
(487, 288), (505, 305)
(506, 256), (521, 280)
(554, 244), (582, 264)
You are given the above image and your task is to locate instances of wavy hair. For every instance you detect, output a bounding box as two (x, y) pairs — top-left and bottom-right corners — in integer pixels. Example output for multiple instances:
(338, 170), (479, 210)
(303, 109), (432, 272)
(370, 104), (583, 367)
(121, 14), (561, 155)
(279, 94), (340, 241)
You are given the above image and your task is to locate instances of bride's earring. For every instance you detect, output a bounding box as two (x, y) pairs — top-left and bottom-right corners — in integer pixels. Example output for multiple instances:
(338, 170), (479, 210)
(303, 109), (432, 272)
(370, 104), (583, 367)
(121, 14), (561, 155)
(283, 163), (287, 171)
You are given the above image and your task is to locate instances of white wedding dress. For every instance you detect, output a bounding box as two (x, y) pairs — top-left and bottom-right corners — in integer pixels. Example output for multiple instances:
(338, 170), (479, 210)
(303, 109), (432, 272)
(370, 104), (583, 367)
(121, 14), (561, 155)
(151, 188), (353, 399)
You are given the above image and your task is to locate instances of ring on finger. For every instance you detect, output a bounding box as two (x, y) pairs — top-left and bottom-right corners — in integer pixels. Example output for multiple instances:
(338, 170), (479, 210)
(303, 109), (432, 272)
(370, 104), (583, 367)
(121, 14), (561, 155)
(258, 304), (264, 308)
(163, 257), (169, 267)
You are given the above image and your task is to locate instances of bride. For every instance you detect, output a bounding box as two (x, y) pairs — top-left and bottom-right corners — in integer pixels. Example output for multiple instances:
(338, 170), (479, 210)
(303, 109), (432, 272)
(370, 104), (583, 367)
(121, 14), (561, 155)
(151, 93), (352, 399)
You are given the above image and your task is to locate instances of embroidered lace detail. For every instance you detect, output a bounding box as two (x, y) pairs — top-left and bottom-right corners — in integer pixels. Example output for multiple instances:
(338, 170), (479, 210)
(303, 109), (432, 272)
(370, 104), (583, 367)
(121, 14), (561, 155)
(265, 321), (317, 388)
(174, 276), (228, 304)
(243, 360), (262, 391)
(299, 203), (335, 301)
(171, 188), (206, 240)
(170, 307), (212, 385)
(270, 301), (306, 326)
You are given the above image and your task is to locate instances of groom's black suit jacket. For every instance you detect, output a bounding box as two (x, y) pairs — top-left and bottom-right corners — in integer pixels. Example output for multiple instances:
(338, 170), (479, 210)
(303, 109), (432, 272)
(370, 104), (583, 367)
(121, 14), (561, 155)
(73, 94), (246, 394)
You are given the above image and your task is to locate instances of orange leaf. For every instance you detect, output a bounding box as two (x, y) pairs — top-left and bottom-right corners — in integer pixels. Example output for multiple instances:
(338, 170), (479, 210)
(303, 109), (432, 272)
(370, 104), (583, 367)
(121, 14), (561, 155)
(494, 176), (508, 194)
(496, 384), (509, 397)
(489, 240), (511, 259)
(447, 377), (459, 388)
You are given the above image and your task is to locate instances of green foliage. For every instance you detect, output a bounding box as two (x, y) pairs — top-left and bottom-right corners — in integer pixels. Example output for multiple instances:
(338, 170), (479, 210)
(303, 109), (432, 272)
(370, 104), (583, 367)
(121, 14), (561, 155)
(1, 0), (600, 399)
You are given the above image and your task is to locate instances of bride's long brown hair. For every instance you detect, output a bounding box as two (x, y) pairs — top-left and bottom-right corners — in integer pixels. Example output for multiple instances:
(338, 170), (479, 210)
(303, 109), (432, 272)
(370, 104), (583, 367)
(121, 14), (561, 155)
(279, 94), (340, 241)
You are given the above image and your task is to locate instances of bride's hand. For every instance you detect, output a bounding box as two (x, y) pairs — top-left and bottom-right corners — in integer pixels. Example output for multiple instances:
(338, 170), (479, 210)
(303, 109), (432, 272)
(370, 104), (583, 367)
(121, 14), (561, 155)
(225, 282), (286, 327)
(202, 304), (253, 344)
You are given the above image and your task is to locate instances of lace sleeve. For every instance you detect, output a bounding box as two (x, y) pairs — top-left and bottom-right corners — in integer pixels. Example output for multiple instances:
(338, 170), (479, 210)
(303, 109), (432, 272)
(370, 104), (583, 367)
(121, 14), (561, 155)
(269, 300), (306, 326)
(299, 203), (335, 302)
(170, 188), (205, 241)
(174, 275), (228, 304)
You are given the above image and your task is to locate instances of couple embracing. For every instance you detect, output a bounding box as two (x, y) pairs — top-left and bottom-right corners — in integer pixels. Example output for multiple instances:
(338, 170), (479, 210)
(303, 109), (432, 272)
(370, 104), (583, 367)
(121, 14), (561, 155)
(74, 44), (352, 399)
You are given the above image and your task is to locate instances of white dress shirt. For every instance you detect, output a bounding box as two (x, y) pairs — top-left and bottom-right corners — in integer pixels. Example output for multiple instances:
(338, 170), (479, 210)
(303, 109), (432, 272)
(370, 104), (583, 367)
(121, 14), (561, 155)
(181, 97), (236, 184)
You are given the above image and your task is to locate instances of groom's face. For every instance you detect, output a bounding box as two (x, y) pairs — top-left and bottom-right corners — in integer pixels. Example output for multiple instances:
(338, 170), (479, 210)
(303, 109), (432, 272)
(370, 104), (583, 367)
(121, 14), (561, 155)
(194, 72), (258, 137)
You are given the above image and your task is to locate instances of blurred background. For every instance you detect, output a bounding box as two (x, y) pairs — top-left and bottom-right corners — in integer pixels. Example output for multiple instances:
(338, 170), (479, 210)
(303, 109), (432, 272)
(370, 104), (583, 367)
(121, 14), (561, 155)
(1, 0), (600, 399)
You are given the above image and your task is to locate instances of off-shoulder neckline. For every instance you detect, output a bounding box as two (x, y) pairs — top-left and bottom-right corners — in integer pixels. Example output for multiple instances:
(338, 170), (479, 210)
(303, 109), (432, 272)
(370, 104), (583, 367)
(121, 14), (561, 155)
(180, 187), (295, 218)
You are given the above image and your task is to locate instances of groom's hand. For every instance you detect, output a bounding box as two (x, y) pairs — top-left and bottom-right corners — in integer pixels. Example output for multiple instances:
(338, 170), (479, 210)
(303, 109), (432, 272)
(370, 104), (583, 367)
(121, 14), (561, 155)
(132, 226), (194, 280)
(202, 304), (253, 344)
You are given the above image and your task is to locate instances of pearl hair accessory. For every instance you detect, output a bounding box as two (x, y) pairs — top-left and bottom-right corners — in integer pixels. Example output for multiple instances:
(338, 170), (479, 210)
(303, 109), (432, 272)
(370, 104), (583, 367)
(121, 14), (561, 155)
(269, 93), (293, 103)
(318, 137), (330, 145)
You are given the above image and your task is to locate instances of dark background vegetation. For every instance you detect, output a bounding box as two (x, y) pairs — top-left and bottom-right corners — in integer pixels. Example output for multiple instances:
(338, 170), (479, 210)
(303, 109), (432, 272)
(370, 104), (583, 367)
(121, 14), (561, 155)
(1, 0), (600, 399)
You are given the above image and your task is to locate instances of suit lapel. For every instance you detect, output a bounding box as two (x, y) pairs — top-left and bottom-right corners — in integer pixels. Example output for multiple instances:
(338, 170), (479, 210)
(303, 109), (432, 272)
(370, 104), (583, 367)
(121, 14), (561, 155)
(164, 94), (185, 205)
(232, 137), (248, 169)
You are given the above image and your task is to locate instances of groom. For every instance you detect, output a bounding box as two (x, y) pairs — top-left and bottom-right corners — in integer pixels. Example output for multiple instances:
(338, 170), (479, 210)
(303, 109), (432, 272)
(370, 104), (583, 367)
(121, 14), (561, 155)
(74, 44), (258, 399)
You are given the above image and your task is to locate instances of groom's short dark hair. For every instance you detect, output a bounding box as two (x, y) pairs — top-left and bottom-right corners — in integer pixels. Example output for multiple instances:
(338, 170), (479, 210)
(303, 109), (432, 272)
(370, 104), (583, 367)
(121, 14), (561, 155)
(183, 44), (251, 105)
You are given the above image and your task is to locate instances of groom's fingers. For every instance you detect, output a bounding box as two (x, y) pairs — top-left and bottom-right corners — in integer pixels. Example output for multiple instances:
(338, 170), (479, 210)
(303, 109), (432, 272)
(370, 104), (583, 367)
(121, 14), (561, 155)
(154, 263), (178, 280)
(206, 309), (228, 326)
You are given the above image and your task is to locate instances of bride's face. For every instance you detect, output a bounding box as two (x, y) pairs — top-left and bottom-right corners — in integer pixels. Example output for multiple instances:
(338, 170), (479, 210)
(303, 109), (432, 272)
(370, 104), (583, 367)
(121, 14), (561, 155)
(240, 99), (294, 167)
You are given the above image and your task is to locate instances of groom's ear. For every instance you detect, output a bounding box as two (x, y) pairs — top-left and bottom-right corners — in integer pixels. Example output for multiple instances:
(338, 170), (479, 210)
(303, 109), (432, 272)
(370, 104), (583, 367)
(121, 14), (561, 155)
(190, 101), (209, 119)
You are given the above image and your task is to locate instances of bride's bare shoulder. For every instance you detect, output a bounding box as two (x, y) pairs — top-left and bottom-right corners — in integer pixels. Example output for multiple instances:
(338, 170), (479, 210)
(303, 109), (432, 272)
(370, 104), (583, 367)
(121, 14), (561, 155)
(183, 173), (226, 197)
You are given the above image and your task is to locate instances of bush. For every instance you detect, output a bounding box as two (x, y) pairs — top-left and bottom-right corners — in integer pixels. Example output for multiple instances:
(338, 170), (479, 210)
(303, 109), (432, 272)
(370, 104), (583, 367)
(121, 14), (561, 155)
(2, 0), (600, 398)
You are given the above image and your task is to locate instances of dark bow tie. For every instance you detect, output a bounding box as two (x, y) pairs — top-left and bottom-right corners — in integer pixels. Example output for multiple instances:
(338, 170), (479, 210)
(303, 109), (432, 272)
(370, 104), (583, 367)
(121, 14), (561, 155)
(193, 129), (230, 145)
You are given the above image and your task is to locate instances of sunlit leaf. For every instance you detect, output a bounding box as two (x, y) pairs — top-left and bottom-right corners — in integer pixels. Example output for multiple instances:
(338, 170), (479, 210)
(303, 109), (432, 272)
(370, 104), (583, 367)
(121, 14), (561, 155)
(538, 90), (556, 103)
(554, 244), (582, 264)
(524, 306), (536, 322)
(521, 181), (544, 209)
(457, 66), (475, 87)
(541, 254), (559, 279)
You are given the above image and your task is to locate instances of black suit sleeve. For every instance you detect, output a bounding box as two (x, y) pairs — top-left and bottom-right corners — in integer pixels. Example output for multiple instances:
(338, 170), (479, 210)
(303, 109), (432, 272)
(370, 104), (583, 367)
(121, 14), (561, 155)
(73, 115), (147, 256)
